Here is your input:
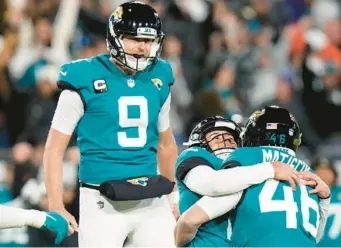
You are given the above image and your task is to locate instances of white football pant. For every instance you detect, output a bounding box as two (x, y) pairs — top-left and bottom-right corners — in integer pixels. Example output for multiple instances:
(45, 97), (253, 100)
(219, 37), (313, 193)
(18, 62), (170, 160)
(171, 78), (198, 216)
(78, 187), (176, 247)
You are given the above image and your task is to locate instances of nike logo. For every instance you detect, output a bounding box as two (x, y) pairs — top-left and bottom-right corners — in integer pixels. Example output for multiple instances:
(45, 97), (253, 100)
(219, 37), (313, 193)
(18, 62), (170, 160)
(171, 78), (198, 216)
(60, 71), (67, 76)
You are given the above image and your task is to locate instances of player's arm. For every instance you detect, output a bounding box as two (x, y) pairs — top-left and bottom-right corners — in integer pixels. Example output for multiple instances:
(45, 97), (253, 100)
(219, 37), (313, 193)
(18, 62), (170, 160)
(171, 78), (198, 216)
(300, 171), (331, 242)
(316, 197), (331, 243)
(158, 129), (178, 184)
(157, 93), (179, 216)
(182, 158), (300, 196)
(176, 153), (274, 196)
(183, 162), (273, 196)
(175, 192), (242, 247)
(0, 205), (70, 244)
(0, 205), (47, 229)
(157, 94), (178, 187)
(43, 90), (83, 230)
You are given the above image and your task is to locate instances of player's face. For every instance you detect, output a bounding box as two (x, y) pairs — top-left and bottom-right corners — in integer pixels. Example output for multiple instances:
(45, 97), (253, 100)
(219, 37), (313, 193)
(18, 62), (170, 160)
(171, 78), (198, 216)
(122, 35), (153, 61)
(205, 130), (237, 151)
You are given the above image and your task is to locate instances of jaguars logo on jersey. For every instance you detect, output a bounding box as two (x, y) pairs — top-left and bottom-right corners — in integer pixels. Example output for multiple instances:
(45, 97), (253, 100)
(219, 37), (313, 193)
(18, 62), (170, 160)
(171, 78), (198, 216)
(152, 78), (163, 90)
(127, 177), (149, 186)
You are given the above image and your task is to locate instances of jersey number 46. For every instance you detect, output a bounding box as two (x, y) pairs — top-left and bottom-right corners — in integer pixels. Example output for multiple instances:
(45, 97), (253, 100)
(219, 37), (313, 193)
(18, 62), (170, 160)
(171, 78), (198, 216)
(259, 180), (320, 238)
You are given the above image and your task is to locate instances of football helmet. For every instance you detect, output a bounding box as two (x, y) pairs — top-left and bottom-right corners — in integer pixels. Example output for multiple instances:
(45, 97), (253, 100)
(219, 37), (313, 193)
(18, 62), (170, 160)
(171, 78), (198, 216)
(184, 116), (242, 159)
(243, 105), (302, 151)
(106, 1), (164, 72)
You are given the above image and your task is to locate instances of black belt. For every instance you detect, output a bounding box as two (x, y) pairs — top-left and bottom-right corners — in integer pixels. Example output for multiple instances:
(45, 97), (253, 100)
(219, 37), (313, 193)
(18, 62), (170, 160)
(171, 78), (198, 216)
(80, 175), (174, 201)
(80, 182), (100, 190)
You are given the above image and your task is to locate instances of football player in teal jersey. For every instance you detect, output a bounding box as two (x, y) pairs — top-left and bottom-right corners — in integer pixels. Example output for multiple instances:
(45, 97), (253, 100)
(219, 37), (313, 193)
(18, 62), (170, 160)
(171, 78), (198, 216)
(314, 159), (341, 247)
(174, 116), (302, 247)
(176, 106), (331, 247)
(43, 1), (178, 247)
(0, 205), (70, 245)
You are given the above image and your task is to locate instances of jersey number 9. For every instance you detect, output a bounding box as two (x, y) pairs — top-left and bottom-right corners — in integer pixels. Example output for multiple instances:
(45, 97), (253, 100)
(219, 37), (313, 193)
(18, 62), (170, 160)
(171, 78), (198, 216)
(117, 96), (148, 147)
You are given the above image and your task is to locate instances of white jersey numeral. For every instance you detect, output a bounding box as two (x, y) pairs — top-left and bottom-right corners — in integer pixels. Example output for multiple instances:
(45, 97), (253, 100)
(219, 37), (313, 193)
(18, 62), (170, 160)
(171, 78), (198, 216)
(259, 179), (320, 238)
(117, 96), (148, 147)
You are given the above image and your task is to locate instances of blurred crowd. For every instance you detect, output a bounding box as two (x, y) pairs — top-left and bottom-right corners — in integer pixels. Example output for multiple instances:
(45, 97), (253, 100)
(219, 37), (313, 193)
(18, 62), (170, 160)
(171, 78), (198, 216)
(0, 0), (341, 246)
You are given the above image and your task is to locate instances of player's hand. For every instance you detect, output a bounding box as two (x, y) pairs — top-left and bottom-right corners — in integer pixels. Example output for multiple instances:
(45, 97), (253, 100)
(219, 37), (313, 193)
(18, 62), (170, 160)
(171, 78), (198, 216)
(41, 212), (71, 245)
(167, 191), (180, 220)
(299, 171), (318, 187)
(172, 203), (180, 220)
(50, 207), (78, 233)
(271, 161), (300, 191)
(300, 171), (331, 199)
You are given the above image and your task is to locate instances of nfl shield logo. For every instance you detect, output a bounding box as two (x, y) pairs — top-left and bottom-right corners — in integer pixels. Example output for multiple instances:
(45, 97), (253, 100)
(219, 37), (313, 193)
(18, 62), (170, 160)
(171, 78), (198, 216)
(127, 79), (135, 88)
(289, 129), (294, 136)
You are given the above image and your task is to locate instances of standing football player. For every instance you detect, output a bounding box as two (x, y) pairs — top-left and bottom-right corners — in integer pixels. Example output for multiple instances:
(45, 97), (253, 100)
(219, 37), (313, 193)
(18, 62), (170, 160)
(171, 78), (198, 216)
(0, 205), (70, 245)
(176, 106), (331, 247)
(174, 116), (301, 247)
(43, 1), (178, 247)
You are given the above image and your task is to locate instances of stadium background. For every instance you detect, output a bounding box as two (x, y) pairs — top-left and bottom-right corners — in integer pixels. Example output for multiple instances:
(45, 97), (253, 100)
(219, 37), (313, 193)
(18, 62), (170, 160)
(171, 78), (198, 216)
(0, 0), (340, 246)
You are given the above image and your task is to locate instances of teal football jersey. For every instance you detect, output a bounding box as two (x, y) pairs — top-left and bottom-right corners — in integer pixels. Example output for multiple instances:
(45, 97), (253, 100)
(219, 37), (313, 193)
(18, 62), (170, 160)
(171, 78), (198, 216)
(317, 186), (341, 247)
(175, 147), (232, 247)
(224, 147), (320, 247)
(58, 54), (174, 184)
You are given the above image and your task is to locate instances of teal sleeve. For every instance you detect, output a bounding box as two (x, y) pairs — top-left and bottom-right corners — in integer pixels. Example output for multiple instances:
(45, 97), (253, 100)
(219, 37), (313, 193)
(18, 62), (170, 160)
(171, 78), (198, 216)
(222, 147), (262, 168)
(57, 61), (90, 90)
(175, 148), (215, 181)
(165, 61), (175, 86)
(158, 60), (174, 105)
(221, 149), (244, 169)
(58, 63), (78, 90)
(57, 61), (90, 108)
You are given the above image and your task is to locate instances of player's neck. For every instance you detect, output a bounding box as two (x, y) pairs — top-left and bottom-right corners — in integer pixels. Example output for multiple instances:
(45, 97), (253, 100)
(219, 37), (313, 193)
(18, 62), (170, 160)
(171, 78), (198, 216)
(110, 58), (136, 76)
